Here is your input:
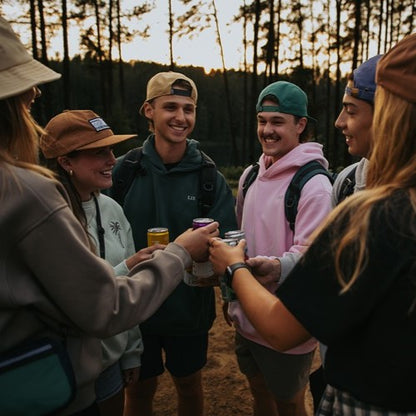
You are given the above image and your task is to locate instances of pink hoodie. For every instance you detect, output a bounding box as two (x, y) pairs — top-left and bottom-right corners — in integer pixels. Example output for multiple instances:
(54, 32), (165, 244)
(230, 142), (333, 354)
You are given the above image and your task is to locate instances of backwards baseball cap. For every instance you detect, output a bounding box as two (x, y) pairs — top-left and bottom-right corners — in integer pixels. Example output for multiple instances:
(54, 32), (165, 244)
(139, 71), (198, 115)
(345, 54), (382, 104)
(0, 16), (61, 100)
(40, 110), (137, 159)
(376, 33), (416, 103)
(256, 81), (314, 121)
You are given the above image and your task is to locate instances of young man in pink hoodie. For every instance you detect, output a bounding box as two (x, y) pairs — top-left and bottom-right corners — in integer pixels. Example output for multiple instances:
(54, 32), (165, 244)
(230, 81), (333, 416)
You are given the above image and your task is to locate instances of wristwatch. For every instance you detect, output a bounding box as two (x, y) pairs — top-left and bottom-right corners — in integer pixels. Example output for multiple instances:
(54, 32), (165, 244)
(224, 262), (249, 288)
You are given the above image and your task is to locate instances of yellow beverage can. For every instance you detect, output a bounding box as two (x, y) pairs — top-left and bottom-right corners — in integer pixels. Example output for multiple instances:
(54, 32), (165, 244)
(147, 227), (169, 246)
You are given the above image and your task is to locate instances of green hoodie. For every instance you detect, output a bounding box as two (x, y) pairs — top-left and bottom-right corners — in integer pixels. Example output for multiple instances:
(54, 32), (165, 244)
(111, 135), (237, 335)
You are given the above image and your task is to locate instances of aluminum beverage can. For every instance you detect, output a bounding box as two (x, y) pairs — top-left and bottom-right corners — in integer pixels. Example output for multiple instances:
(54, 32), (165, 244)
(219, 238), (239, 302)
(224, 230), (245, 240)
(224, 230), (248, 259)
(192, 218), (214, 229)
(147, 227), (169, 246)
(184, 218), (215, 286)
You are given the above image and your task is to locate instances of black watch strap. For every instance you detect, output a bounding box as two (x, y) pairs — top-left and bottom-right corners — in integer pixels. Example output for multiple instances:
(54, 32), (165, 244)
(226, 262), (249, 287)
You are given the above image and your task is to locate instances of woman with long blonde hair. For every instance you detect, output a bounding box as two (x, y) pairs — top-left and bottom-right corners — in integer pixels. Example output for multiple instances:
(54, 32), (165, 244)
(0, 16), (218, 416)
(209, 33), (416, 415)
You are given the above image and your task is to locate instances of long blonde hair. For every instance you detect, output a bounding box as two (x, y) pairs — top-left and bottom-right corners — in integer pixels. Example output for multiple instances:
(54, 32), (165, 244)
(0, 91), (55, 181)
(313, 86), (416, 293)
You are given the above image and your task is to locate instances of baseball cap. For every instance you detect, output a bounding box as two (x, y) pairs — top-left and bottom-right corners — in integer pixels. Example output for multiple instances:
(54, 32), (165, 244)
(256, 81), (314, 121)
(376, 33), (416, 103)
(345, 55), (382, 104)
(40, 110), (137, 159)
(0, 16), (61, 100)
(139, 71), (198, 115)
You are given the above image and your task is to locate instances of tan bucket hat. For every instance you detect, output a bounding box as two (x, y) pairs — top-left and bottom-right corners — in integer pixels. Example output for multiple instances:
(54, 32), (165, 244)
(0, 16), (61, 100)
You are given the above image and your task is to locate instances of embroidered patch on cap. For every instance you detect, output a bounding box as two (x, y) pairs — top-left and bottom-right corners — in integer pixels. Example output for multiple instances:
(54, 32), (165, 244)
(89, 117), (110, 132)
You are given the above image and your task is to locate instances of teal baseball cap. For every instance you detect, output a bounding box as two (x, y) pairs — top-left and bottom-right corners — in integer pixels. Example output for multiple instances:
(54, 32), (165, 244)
(256, 81), (315, 121)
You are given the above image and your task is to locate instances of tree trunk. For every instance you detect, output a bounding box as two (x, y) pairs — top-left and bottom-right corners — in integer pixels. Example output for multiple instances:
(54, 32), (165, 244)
(116, 0), (125, 110)
(62, 0), (71, 108)
(249, 0), (261, 163)
(211, 0), (239, 164)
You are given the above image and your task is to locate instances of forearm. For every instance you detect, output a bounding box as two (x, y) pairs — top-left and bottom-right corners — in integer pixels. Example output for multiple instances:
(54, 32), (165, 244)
(232, 268), (311, 351)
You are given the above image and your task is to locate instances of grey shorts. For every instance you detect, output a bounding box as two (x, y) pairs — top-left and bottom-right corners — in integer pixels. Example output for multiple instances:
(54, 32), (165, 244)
(235, 332), (314, 400)
(95, 361), (124, 402)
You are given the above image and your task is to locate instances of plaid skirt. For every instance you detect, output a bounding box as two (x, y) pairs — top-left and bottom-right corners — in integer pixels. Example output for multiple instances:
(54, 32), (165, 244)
(316, 385), (416, 416)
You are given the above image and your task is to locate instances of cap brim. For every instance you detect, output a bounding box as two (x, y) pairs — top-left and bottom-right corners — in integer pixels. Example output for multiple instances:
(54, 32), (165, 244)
(77, 134), (137, 150)
(0, 58), (61, 100)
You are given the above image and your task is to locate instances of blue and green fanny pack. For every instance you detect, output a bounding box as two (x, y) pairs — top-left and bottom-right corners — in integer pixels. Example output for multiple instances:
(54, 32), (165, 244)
(0, 338), (76, 415)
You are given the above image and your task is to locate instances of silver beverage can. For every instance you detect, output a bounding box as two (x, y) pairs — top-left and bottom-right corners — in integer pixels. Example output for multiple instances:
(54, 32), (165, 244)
(224, 230), (248, 259)
(219, 238), (239, 302)
(184, 218), (215, 286)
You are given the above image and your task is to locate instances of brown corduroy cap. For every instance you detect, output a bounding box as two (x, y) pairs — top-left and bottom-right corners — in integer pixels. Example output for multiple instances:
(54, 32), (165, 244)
(40, 110), (137, 159)
(376, 32), (416, 103)
(139, 71), (198, 115)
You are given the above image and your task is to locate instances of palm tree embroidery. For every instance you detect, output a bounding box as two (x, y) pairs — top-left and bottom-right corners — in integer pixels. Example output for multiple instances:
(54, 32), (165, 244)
(109, 221), (125, 248)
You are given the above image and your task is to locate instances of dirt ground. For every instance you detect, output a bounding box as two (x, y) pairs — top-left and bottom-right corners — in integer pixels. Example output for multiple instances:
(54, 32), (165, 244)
(151, 287), (320, 416)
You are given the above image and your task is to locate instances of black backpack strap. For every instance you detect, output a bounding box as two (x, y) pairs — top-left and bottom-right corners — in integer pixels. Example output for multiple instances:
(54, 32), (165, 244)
(242, 163), (260, 198)
(337, 166), (357, 204)
(111, 147), (144, 206)
(285, 161), (333, 232)
(199, 150), (217, 217)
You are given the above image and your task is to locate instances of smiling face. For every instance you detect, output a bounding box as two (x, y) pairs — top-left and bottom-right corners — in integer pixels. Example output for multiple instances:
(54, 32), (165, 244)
(257, 99), (307, 163)
(143, 93), (196, 146)
(58, 146), (116, 201)
(335, 94), (374, 158)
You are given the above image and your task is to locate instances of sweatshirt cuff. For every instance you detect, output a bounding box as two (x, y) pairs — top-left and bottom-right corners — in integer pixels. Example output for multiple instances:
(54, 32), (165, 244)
(165, 242), (192, 270)
(277, 252), (303, 284)
(114, 260), (130, 276)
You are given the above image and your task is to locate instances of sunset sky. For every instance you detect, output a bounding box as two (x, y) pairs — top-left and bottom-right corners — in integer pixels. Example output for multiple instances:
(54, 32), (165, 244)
(2, 1), (246, 72)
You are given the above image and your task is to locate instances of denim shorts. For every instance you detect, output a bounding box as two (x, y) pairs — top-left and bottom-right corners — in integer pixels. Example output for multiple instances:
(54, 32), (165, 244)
(139, 332), (208, 379)
(95, 361), (124, 402)
(235, 332), (314, 400)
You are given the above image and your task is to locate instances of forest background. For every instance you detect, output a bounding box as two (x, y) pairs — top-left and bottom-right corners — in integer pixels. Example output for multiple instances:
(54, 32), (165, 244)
(2, 0), (415, 181)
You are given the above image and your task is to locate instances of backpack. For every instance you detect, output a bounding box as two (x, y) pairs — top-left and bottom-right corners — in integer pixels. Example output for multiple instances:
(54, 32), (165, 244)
(111, 147), (217, 217)
(242, 160), (334, 231)
(336, 165), (357, 204)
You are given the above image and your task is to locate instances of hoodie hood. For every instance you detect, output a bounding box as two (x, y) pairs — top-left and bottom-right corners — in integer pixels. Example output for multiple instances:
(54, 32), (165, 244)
(258, 142), (328, 181)
(142, 135), (204, 174)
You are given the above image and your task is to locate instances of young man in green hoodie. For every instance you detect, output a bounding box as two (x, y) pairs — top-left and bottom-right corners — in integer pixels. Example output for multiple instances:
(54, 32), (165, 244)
(110, 71), (237, 416)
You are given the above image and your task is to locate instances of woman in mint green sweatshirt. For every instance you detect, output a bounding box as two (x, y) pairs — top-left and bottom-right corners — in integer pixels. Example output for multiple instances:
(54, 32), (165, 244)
(40, 109), (164, 416)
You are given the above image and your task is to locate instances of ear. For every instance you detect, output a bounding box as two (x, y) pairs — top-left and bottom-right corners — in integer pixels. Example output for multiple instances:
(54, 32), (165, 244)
(57, 156), (73, 173)
(296, 117), (308, 135)
(143, 102), (154, 120)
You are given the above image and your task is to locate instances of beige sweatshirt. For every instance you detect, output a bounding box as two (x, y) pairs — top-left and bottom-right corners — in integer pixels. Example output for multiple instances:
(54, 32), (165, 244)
(0, 163), (191, 414)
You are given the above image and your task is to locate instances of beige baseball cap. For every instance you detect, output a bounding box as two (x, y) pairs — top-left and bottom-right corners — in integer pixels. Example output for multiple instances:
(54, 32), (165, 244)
(40, 110), (137, 159)
(0, 16), (61, 100)
(139, 71), (198, 115)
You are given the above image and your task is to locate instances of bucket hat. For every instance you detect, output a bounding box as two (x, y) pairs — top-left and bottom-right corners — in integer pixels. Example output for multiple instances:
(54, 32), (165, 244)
(0, 16), (61, 100)
(40, 110), (137, 159)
